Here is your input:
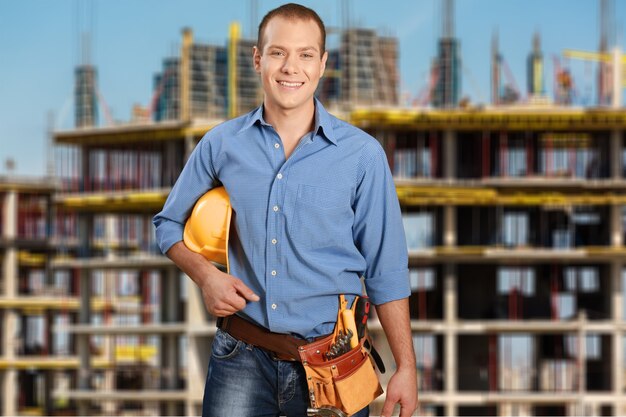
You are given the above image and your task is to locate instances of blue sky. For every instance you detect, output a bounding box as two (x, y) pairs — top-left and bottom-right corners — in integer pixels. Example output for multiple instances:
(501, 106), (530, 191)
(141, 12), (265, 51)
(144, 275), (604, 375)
(1, 0), (624, 176)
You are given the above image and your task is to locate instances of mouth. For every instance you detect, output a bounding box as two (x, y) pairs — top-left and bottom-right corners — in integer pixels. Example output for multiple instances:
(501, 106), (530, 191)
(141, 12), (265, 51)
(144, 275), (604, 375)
(277, 80), (304, 89)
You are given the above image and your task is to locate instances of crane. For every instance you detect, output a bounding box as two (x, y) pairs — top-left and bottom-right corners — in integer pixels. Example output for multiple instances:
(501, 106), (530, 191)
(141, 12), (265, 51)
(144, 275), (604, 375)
(414, 65), (440, 107)
(552, 55), (574, 105)
(499, 56), (521, 104)
(562, 47), (624, 107)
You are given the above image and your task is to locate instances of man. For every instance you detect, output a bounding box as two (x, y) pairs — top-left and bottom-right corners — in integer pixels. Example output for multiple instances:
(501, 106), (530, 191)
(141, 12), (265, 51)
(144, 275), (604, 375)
(153, 3), (417, 416)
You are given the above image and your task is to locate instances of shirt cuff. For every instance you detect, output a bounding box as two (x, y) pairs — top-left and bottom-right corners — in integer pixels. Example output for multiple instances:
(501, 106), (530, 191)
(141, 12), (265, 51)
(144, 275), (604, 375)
(365, 268), (411, 305)
(156, 221), (185, 255)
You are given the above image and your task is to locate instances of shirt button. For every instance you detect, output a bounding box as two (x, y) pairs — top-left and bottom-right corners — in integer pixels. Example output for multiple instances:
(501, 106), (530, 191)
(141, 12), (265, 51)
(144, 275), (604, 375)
(271, 238), (277, 244)
(273, 205), (279, 212)
(271, 270), (277, 276)
(277, 173), (283, 179)
(271, 303), (277, 310)
(274, 143), (280, 149)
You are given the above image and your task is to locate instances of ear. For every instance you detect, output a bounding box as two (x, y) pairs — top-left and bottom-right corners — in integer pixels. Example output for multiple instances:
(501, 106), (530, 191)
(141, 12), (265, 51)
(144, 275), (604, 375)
(319, 50), (328, 78)
(253, 46), (262, 73)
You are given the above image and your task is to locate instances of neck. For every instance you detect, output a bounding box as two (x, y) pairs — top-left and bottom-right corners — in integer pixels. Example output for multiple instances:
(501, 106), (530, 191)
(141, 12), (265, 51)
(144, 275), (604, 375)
(263, 99), (316, 139)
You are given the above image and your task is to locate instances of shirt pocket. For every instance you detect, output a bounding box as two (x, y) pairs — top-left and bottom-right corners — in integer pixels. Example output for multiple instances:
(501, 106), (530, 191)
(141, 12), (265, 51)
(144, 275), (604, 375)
(290, 184), (352, 249)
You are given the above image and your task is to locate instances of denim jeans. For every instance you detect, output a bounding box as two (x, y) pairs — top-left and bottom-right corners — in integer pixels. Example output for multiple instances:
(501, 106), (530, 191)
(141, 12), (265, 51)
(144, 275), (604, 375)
(203, 328), (370, 417)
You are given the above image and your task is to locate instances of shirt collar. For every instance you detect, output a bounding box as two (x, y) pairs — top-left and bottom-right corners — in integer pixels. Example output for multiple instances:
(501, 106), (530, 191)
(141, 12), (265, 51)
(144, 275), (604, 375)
(237, 98), (337, 146)
(313, 98), (337, 145)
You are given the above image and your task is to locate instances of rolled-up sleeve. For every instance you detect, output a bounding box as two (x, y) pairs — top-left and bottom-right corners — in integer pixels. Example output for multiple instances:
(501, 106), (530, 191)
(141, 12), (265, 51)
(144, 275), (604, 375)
(352, 142), (410, 305)
(153, 134), (218, 254)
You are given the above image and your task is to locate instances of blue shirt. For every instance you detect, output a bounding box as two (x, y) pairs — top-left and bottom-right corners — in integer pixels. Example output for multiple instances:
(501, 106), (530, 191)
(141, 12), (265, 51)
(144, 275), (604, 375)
(153, 99), (409, 339)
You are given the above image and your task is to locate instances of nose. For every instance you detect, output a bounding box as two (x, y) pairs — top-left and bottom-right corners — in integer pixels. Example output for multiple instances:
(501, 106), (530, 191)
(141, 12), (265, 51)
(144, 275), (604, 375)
(281, 54), (299, 74)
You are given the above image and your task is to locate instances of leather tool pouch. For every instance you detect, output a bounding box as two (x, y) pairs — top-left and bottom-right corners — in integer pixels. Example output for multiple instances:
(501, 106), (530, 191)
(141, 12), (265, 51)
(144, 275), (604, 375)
(298, 295), (383, 416)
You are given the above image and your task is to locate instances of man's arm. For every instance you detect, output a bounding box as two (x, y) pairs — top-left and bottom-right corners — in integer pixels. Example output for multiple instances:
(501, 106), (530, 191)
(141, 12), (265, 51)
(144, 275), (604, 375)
(166, 241), (259, 317)
(153, 133), (258, 316)
(376, 298), (418, 417)
(350, 140), (417, 415)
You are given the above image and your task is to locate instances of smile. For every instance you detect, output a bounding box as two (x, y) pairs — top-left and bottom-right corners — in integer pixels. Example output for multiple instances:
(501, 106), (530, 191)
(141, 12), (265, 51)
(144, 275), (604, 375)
(278, 81), (304, 88)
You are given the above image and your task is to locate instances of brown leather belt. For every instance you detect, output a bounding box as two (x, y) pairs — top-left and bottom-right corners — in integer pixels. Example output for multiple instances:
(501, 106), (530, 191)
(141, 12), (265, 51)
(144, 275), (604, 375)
(217, 314), (322, 361)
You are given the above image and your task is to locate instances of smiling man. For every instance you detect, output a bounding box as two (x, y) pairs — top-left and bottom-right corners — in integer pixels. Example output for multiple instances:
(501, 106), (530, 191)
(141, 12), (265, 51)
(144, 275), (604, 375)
(153, 3), (417, 417)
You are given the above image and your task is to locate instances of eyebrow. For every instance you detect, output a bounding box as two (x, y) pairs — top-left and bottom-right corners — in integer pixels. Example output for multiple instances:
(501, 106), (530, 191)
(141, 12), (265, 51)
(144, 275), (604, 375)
(267, 45), (319, 53)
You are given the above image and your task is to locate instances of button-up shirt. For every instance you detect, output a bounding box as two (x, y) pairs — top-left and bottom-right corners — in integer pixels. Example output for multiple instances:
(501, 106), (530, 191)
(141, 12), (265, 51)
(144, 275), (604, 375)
(153, 98), (409, 339)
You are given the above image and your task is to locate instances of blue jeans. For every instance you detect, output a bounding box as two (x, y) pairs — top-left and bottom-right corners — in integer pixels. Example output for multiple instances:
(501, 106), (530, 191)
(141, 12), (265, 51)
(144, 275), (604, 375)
(203, 328), (370, 417)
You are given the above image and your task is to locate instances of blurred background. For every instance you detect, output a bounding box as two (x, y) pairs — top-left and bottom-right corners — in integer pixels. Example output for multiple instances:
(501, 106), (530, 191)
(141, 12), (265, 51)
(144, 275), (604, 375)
(2, 0), (626, 415)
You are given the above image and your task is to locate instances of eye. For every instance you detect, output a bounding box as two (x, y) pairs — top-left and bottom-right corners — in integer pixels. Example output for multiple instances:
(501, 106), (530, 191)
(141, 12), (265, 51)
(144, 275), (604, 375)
(271, 50), (285, 56)
(302, 53), (314, 59)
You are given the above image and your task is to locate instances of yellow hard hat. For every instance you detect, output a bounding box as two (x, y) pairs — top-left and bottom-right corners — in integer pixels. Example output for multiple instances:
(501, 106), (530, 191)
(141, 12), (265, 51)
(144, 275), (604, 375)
(183, 186), (232, 272)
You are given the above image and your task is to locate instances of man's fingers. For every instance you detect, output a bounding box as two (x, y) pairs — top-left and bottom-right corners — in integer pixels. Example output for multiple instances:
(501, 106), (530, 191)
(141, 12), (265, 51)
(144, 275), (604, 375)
(380, 398), (395, 417)
(220, 293), (247, 312)
(233, 279), (260, 302)
(399, 404), (413, 417)
(210, 302), (239, 317)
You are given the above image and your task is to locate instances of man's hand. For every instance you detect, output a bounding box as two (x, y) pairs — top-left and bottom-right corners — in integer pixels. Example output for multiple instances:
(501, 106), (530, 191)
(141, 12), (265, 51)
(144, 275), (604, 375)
(165, 241), (260, 316)
(380, 366), (418, 417)
(375, 298), (419, 416)
(200, 267), (260, 316)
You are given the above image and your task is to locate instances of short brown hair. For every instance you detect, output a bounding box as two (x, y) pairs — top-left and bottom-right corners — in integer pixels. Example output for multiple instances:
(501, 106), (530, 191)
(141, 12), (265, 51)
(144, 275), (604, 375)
(257, 3), (326, 55)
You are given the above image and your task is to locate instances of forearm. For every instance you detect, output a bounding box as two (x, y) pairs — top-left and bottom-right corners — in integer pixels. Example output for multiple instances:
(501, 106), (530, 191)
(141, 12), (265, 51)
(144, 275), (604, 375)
(375, 297), (416, 370)
(166, 241), (219, 288)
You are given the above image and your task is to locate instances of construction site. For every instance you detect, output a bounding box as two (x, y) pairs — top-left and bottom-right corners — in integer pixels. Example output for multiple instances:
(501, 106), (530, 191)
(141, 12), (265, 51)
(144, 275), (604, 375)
(2, 0), (626, 415)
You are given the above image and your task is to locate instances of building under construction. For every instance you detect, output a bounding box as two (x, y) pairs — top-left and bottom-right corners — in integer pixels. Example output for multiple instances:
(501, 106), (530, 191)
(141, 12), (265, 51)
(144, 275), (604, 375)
(152, 26), (399, 121)
(4, 1), (626, 414)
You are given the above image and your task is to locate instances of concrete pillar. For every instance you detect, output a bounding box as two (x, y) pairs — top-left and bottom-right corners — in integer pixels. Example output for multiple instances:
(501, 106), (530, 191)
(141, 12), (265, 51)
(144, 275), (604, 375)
(587, 402), (600, 417)
(612, 204), (624, 247)
(444, 264), (457, 416)
(444, 130), (456, 180)
(611, 130), (622, 180)
(77, 269), (92, 378)
(99, 214), (116, 413)
(4, 191), (17, 297)
(577, 310), (587, 415)
(162, 267), (180, 415)
(2, 369), (17, 416)
(186, 401), (199, 417)
(101, 270), (116, 415)
(2, 190), (16, 239)
(186, 269), (208, 404)
(104, 214), (116, 258)
(613, 261), (624, 413)
(3, 307), (17, 416)
(184, 132), (195, 163)
(2, 191), (17, 416)
(444, 206), (456, 247)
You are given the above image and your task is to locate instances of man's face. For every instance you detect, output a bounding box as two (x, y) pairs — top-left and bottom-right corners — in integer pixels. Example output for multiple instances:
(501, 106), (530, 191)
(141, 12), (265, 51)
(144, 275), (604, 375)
(254, 16), (327, 113)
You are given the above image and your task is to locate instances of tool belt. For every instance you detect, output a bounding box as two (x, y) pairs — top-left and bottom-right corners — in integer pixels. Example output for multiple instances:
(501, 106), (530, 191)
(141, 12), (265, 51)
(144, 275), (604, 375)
(298, 295), (384, 417)
(216, 295), (384, 417)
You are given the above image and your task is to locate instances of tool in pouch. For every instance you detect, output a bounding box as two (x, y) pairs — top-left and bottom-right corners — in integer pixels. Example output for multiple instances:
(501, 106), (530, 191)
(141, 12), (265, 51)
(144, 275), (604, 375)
(299, 295), (384, 417)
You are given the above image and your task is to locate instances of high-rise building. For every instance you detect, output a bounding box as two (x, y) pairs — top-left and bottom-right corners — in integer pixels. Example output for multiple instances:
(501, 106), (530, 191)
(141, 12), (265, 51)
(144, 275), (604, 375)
(153, 29), (259, 122)
(432, 38), (461, 108)
(75, 66), (98, 128)
(334, 28), (399, 107)
(432, 0), (461, 108)
(527, 32), (544, 97)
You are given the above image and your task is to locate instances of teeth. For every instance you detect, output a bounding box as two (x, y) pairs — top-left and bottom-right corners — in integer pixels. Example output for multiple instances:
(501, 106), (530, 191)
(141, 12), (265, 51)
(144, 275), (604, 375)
(279, 81), (303, 87)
